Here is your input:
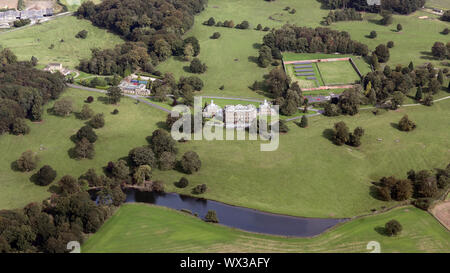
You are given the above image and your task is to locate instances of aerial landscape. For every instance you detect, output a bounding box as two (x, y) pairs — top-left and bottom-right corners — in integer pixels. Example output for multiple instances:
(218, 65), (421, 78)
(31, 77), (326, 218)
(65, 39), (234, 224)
(0, 0), (449, 260)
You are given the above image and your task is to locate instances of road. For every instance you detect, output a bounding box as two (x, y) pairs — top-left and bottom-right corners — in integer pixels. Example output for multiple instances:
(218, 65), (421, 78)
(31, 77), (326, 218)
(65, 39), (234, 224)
(67, 83), (171, 113)
(0, 12), (73, 36)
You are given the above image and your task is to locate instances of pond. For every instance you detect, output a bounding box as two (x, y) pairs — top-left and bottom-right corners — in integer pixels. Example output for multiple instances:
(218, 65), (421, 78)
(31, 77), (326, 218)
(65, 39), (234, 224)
(124, 189), (347, 237)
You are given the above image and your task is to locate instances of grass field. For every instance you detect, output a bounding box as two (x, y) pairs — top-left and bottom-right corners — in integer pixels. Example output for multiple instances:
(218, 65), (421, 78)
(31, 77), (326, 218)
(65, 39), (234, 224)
(285, 62), (324, 89)
(60, 0), (102, 11)
(152, 98), (450, 218)
(426, 0), (450, 9)
(82, 204), (450, 253)
(317, 61), (361, 85)
(0, 88), (166, 210)
(0, 15), (123, 69)
(158, 0), (448, 99)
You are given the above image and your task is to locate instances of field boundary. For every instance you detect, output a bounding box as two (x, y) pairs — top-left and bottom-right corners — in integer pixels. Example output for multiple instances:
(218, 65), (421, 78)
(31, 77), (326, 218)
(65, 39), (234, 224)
(283, 57), (362, 91)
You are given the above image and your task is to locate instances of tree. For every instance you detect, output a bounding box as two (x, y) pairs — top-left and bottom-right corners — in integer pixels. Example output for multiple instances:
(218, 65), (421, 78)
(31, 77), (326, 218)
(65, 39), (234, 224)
(210, 32), (221, 39)
(133, 165), (152, 185)
(159, 151), (176, 171)
(16, 150), (38, 172)
(374, 44), (390, 63)
(437, 70), (444, 85)
(150, 129), (178, 157)
(237, 20), (249, 29)
(76, 125), (97, 143)
(110, 160), (130, 181)
(204, 210), (219, 223)
(57, 175), (81, 196)
(299, 115), (308, 128)
(398, 115), (416, 131)
(189, 58), (207, 73)
(392, 179), (413, 201)
(30, 56), (38, 66)
(423, 94), (434, 106)
(192, 184), (207, 194)
(106, 86), (122, 104)
(86, 96), (94, 103)
(11, 118), (30, 135)
(414, 86), (423, 101)
(128, 146), (156, 168)
(180, 151), (201, 174)
(177, 177), (189, 188)
(74, 137), (95, 159)
(391, 91), (405, 109)
(205, 17), (215, 26)
(35, 165), (57, 186)
(385, 220), (402, 236)
(79, 105), (94, 120)
(53, 98), (73, 117)
(387, 41), (394, 48)
(431, 42), (447, 59)
(380, 11), (393, 25)
(89, 113), (105, 129)
(333, 121), (349, 146)
(408, 61), (414, 71)
(369, 30), (377, 38)
(183, 43), (194, 61)
(396, 24), (403, 32)
(75, 30), (88, 39)
(258, 45), (272, 68)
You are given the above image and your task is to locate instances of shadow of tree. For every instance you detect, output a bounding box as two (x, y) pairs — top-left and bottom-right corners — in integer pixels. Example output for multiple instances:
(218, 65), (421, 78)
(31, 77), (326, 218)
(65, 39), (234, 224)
(390, 122), (399, 130)
(248, 56), (259, 64)
(10, 160), (20, 172)
(252, 43), (262, 49)
(322, 128), (335, 142)
(374, 226), (387, 236)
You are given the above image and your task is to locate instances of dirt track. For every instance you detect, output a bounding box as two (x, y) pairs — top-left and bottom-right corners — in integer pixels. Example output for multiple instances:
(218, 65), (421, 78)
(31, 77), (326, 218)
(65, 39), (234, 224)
(431, 201), (450, 231)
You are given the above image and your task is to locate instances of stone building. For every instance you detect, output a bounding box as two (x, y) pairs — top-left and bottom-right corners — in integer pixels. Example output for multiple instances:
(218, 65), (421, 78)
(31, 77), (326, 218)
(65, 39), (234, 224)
(224, 104), (257, 128)
(258, 99), (276, 116)
(203, 100), (222, 118)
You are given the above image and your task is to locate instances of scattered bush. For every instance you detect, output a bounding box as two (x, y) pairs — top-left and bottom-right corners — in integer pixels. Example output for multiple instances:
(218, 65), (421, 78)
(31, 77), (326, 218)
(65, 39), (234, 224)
(177, 177), (189, 188)
(53, 98), (73, 117)
(76, 125), (97, 143)
(398, 115), (416, 131)
(16, 150), (38, 172)
(204, 210), (219, 223)
(387, 41), (394, 48)
(152, 180), (165, 192)
(192, 184), (207, 194)
(210, 32), (221, 39)
(86, 96), (94, 103)
(75, 30), (88, 39)
(112, 109), (119, 115)
(369, 30), (377, 39)
(180, 151), (201, 174)
(384, 220), (402, 236)
(89, 113), (105, 129)
(189, 58), (207, 73)
(128, 146), (156, 168)
(79, 105), (94, 120)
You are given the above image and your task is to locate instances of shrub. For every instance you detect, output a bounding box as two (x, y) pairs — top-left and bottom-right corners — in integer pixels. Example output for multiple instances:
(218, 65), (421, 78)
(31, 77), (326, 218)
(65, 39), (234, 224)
(189, 58), (207, 74)
(180, 151), (201, 174)
(86, 96), (94, 103)
(384, 220), (402, 236)
(299, 115), (308, 128)
(152, 180), (165, 192)
(192, 184), (207, 194)
(159, 151), (176, 171)
(177, 177), (189, 188)
(263, 26), (270, 31)
(128, 146), (156, 168)
(79, 105), (94, 120)
(89, 113), (105, 129)
(369, 30), (377, 38)
(76, 125), (97, 143)
(53, 98), (73, 117)
(210, 32), (221, 39)
(387, 41), (394, 48)
(332, 121), (349, 145)
(414, 198), (432, 210)
(442, 28), (449, 35)
(112, 109), (119, 115)
(73, 137), (95, 159)
(398, 115), (416, 131)
(75, 30), (88, 39)
(16, 151), (38, 172)
(11, 118), (30, 135)
(204, 210), (219, 223)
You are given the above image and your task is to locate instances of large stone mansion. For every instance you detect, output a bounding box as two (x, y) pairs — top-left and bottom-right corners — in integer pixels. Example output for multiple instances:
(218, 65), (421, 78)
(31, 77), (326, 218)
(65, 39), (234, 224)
(203, 100), (276, 128)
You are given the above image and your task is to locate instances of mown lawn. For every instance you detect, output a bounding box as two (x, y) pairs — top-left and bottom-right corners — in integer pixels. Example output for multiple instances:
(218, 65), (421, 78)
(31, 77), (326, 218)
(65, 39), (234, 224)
(82, 204), (450, 253)
(153, 98), (450, 218)
(60, 0), (102, 11)
(317, 61), (361, 85)
(0, 88), (166, 210)
(0, 15), (123, 68)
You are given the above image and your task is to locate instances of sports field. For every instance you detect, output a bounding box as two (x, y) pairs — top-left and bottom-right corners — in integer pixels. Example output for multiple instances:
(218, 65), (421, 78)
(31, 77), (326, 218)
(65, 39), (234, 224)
(0, 15), (123, 68)
(82, 204), (450, 253)
(317, 61), (361, 85)
(0, 88), (166, 210)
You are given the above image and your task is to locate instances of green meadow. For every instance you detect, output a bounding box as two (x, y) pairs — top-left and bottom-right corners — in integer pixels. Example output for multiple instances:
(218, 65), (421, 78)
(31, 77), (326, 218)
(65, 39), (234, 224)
(0, 15), (123, 69)
(0, 88), (166, 210)
(317, 61), (361, 85)
(82, 204), (450, 253)
(158, 0), (449, 98)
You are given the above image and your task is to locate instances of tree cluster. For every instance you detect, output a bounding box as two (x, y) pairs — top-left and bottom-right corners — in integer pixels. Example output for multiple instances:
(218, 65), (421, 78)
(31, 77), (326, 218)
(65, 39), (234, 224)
(76, 0), (207, 75)
(332, 121), (365, 147)
(319, 0), (424, 15)
(0, 49), (66, 135)
(325, 8), (363, 25)
(262, 25), (369, 57)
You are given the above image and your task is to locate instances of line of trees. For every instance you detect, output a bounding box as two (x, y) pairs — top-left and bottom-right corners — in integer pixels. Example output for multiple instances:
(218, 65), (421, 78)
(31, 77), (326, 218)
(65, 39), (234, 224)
(324, 8), (363, 25)
(261, 25), (369, 57)
(0, 49), (66, 136)
(319, 0), (425, 15)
